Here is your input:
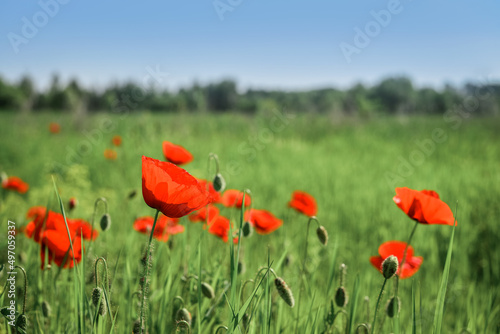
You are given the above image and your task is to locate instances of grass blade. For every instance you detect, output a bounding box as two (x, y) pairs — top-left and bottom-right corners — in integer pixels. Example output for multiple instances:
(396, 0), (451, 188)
(432, 217), (457, 334)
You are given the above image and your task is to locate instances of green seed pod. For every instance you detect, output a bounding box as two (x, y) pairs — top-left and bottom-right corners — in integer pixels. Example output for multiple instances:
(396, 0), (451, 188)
(386, 296), (401, 318)
(274, 277), (295, 308)
(212, 173), (226, 192)
(335, 286), (348, 307)
(316, 226), (328, 245)
(201, 282), (215, 299)
(132, 319), (143, 334)
(238, 261), (246, 275)
(15, 314), (27, 331)
(100, 213), (111, 231)
(92, 287), (107, 316)
(41, 300), (52, 318)
(176, 308), (192, 326)
(382, 255), (399, 279)
(128, 190), (137, 199)
(242, 221), (253, 237)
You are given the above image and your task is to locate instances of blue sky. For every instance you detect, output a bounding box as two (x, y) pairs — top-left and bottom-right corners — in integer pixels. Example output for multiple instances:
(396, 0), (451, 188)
(1, 0), (499, 91)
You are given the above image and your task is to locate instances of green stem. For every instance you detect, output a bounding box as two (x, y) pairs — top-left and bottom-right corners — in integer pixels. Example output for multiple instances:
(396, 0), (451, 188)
(400, 221), (419, 275)
(295, 216), (320, 333)
(371, 278), (387, 334)
(139, 209), (160, 333)
(15, 266), (27, 314)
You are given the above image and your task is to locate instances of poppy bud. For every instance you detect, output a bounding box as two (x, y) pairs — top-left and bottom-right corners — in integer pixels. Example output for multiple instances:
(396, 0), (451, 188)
(335, 286), (348, 307)
(213, 173), (226, 192)
(201, 282), (215, 299)
(238, 261), (245, 275)
(382, 255), (398, 279)
(69, 197), (77, 211)
(242, 221), (253, 237)
(42, 300), (51, 318)
(176, 308), (192, 326)
(386, 296), (401, 318)
(15, 314), (27, 331)
(316, 226), (328, 245)
(132, 319), (144, 334)
(274, 277), (295, 307)
(92, 287), (107, 316)
(100, 213), (111, 231)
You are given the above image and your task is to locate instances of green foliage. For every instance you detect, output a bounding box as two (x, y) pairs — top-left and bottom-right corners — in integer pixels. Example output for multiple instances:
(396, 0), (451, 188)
(1, 74), (500, 115)
(0, 113), (499, 333)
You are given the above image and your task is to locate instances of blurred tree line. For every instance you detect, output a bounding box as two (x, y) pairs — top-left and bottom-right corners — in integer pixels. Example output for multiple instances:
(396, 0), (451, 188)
(1, 74), (499, 117)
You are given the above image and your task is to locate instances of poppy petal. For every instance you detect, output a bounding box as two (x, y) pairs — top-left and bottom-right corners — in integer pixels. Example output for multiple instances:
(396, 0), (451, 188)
(142, 156), (212, 218)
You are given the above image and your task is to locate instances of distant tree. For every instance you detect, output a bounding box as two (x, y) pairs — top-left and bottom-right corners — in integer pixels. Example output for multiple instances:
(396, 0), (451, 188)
(205, 79), (238, 111)
(18, 75), (35, 113)
(371, 77), (415, 114)
(0, 77), (23, 110)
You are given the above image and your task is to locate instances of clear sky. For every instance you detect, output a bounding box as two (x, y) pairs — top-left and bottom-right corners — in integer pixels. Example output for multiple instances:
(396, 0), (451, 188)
(1, 0), (499, 91)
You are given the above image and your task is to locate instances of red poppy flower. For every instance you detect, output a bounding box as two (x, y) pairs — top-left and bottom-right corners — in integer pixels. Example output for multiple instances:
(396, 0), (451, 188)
(112, 135), (122, 147)
(2, 176), (29, 194)
(393, 187), (455, 226)
(189, 205), (220, 223)
(196, 178), (221, 204)
(244, 209), (283, 235)
(40, 229), (82, 269)
(142, 156), (212, 218)
(162, 141), (193, 165)
(208, 215), (233, 242)
(24, 206), (98, 243)
(133, 215), (184, 242)
(49, 122), (60, 134)
(369, 241), (423, 279)
(104, 149), (117, 160)
(288, 190), (317, 217)
(221, 189), (251, 208)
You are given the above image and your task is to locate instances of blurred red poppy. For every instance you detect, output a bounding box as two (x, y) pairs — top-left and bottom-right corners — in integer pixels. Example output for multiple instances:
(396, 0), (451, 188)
(393, 187), (455, 226)
(24, 206), (99, 243)
(162, 141), (193, 165)
(23, 206), (97, 269)
(133, 215), (184, 242)
(142, 156), (212, 218)
(49, 122), (60, 134)
(2, 176), (29, 194)
(40, 229), (82, 269)
(208, 215), (232, 242)
(112, 135), (122, 146)
(288, 190), (317, 217)
(221, 189), (251, 208)
(244, 209), (283, 234)
(104, 149), (117, 160)
(369, 241), (423, 279)
(196, 178), (221, 204)
(189, 205), (220, 223)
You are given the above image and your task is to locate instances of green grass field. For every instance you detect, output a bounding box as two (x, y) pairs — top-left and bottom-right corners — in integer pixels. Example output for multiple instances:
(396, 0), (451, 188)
(0, 111), (499, 333)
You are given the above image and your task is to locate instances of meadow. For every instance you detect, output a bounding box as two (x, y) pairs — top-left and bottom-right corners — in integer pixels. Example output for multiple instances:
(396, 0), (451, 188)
(0, 111), (499, 333)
